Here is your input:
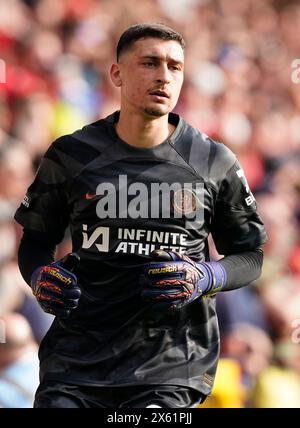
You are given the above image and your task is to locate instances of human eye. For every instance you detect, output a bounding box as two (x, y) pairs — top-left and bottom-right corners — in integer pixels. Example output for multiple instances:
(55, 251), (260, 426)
(143, 61), (156, 68)
(169, 63), (182, 71)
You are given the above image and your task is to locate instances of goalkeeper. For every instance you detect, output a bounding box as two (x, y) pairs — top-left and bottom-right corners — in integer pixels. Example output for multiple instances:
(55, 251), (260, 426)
(15, 23), (267, 408)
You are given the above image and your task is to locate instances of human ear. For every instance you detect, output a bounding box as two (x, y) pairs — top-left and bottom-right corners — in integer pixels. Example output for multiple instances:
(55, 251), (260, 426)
(110, 63), (122, 87)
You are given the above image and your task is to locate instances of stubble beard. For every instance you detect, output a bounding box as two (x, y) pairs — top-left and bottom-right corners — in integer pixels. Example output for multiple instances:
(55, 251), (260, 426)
(144, 106), (168, 118)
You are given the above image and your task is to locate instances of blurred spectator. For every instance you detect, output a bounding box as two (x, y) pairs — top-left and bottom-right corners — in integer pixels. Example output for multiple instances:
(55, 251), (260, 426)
(0, 143), (33, 206)
(0, 260), (54, 343)
(216, 286), (270, 335)
(251, 337), (300, 408)
(221, 323), (273, 390)
(0, 312), (39, 408)
(252, 363), (300, 408)
(200, 358), (246, 408)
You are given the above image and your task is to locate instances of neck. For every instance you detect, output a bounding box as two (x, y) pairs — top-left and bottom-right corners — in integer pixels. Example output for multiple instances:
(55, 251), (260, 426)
(115, 110), (175, 148)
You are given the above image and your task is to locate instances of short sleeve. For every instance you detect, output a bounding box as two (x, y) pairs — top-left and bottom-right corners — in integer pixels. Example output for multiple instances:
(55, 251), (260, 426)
(14, 139), (71, 245)
(210, 160), (268, 255)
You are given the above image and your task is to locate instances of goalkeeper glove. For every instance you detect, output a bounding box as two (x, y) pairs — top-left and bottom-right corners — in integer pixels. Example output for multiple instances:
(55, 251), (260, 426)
(141, 250), (227, 311)
(31, 253), (81, 318)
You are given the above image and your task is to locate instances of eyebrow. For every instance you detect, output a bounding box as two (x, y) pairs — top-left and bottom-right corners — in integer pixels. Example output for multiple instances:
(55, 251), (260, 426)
(140, 55), (184, 65)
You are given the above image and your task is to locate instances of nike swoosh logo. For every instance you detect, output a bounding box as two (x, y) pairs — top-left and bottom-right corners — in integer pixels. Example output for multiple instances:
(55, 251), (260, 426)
(85, 192), (98, 200)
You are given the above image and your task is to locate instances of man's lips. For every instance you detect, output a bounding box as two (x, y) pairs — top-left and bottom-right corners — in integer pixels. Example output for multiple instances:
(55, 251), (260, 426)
(149, 90), (170, 98)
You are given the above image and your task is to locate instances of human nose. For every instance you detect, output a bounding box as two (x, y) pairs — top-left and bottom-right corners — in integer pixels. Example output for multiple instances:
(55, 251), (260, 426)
(156, 64), (171, 84)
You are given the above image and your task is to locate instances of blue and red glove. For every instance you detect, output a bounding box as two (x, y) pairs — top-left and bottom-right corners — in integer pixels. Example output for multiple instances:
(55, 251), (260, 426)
(31, 253), (81, 318)
(141, 250), (227, 312)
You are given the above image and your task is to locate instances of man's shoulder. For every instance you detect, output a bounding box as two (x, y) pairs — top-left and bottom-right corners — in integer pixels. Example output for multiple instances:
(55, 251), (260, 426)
(46, 114), (116, 168)
(53, 114), (114, 153)
(174, 116), (237, 181)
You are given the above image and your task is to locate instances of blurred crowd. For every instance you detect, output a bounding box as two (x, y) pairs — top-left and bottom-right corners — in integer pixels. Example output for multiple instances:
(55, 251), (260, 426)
(0, 0), (300, 408)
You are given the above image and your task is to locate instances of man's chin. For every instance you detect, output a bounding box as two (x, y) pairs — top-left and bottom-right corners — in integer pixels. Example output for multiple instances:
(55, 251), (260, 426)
(144, 107), (169, 118)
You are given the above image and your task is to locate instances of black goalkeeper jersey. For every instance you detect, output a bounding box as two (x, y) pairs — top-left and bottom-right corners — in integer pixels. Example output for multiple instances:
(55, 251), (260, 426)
(14, 111), (267, 394)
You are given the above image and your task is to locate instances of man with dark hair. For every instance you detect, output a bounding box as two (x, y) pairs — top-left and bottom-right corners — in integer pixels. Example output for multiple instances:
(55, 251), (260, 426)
(116, 23), (186, 61)
(15, 22), (267, 408)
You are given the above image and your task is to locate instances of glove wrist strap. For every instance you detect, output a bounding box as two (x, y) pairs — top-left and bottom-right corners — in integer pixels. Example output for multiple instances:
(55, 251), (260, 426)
(196, 261), (227, 296)
(30, 266), (43, 291)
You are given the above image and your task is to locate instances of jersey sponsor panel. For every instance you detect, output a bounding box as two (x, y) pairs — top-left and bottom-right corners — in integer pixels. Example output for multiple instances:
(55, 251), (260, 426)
(82, 224), (188, 256)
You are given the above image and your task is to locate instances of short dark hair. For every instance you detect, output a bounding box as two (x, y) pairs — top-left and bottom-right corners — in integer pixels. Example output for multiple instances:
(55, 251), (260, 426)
(116, 23), (185, 61)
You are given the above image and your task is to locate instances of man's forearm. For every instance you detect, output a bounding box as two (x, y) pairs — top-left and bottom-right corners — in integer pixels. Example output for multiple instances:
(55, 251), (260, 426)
(18, 231), (56, 286)
(218, 248), (263, 291)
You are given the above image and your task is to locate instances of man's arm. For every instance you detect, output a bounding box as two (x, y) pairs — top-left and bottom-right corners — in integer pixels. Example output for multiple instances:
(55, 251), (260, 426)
(18, 230), (81, 318)
(18, 230), (56, 286)
(218, 248), (263, 291)
(14, 137), (84, 318)
(140, 247), (263, 311)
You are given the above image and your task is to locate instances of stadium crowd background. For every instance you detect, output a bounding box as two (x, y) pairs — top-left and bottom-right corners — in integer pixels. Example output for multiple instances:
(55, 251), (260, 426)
(0, 0), (300, 408)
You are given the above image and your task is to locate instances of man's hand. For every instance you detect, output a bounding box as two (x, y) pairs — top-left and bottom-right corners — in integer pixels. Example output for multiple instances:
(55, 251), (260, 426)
(31, 253), (81, 318)
(140, 250), (213, 312)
